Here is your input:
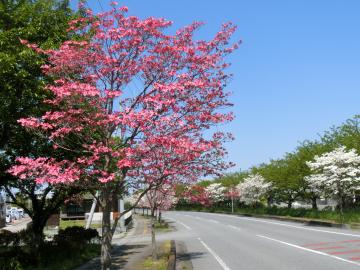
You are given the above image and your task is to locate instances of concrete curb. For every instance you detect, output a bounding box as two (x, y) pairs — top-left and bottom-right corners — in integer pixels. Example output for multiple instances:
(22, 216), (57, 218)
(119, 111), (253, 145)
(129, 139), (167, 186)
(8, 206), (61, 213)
(167, 240), (176, 270)
(175, 241), (193, 270)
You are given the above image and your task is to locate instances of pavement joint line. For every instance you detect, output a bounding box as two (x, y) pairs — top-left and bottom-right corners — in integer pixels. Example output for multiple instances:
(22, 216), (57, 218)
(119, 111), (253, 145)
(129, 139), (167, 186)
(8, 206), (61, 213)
(225, 215), (360, 238)
(177, 221), (191, 230)
(257, 234), (360, 267)
(198, 237), (231, 270)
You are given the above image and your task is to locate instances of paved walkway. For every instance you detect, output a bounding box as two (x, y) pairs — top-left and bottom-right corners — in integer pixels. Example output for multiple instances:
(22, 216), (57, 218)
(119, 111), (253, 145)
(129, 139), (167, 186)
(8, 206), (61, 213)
(76, 215), (152, 270)
(1, 217), (31, 233)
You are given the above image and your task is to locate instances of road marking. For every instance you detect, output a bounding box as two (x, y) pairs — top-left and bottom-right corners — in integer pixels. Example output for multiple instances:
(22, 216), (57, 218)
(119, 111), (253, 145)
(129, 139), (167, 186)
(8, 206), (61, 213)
(303, 242), (330, 247)
(257, 234), (360, 267)
(313, 246), (345, 251)
(178, 221), (191, 230)
(227, 225), (241, 231)
(329, 249), (360, 255)
(304, 239), (360, 247)
(227, 215), (360, 238)
(198, 238), (231, 270)
(208, 219), (219, 224)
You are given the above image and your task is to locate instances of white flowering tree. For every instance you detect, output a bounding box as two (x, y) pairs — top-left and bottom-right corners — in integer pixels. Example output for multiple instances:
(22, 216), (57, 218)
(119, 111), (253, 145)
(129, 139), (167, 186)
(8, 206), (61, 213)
(237, 174), (271, 205)
(305, 146), (360, 216)
(205, 183), (226, 204)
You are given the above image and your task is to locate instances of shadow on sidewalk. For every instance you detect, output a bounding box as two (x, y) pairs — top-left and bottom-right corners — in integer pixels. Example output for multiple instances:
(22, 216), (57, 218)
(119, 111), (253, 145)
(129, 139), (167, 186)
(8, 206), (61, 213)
(111, 243), (147, 269)
(75, 243), (147, 270)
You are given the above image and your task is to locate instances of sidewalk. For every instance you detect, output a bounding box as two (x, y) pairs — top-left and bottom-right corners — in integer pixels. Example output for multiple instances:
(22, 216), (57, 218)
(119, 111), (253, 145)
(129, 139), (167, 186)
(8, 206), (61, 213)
(76, 215), (152, 270)
(0, 217), (31, 233)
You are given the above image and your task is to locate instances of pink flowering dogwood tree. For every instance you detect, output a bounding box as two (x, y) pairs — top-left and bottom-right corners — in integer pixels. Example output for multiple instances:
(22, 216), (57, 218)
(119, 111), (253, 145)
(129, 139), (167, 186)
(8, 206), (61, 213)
(138, 185), (177, 259)
(183, 185), (212, 206)
(8, 4), (237, 269)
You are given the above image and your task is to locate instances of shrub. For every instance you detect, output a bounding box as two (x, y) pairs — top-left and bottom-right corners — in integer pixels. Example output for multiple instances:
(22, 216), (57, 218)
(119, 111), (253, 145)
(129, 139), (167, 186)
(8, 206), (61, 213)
(0, 230), (20, 247)
(54, 226), (99, 247)
(0, 256), (22, 270)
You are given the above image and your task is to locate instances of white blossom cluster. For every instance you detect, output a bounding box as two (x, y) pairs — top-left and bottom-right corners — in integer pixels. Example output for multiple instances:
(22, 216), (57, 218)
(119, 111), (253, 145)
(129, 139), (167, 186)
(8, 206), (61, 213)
(305, 146), (360, 198)
(205, 183), (226, 202)
(237, 174), (271, 204)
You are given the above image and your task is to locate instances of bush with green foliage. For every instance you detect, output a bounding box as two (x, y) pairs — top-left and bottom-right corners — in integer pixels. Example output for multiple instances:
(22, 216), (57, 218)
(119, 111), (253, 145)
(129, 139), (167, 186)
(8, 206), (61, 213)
(54, 226), (99, 246)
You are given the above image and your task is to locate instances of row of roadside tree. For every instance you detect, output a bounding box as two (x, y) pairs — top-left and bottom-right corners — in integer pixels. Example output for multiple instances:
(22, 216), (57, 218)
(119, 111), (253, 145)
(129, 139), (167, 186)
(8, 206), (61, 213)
(176, 115), (360, 220)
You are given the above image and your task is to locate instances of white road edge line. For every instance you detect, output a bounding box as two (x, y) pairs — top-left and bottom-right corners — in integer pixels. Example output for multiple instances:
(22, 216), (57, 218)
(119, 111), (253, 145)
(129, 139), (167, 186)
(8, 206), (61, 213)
(257, 234), (360, 267)
(219, 214), (360, 238)
(198, 237), (231, 270)
(177, 221), (191, 230)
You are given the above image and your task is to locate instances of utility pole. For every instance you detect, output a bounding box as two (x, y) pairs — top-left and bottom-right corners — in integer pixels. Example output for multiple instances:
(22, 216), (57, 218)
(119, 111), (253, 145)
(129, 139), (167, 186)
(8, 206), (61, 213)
(231, 186), (234, 214)
(86, 191), (99, 229)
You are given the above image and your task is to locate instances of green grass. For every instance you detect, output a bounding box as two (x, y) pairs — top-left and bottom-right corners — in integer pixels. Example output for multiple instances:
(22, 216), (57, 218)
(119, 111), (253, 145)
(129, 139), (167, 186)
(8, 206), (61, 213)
(28, 244), (100, 270)
(142, 241), (171, 270)
(59, 219), (102, 229)
(155, 220), (172, 232)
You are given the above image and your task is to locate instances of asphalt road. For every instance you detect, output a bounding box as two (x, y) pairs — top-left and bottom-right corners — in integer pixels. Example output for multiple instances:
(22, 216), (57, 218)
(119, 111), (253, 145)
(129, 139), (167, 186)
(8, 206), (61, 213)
(163, 211), (360, 270)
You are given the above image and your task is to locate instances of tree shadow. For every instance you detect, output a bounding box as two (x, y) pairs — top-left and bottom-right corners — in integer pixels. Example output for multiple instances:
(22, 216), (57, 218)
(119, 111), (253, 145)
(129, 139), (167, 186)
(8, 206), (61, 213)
(111, 243), (147, 268)
(76, 244), (147, 270)
(178, 251), (205, 261)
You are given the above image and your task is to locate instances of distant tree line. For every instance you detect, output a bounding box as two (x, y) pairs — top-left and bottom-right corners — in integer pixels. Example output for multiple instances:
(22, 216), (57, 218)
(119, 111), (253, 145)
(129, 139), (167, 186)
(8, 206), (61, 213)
(177, 115), (360, 212)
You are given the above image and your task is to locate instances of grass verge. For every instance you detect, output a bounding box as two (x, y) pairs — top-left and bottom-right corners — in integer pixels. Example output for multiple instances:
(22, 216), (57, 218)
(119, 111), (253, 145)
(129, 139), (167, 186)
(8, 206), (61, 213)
(142, 240), (171, 270)
(59, 219), (102, 229)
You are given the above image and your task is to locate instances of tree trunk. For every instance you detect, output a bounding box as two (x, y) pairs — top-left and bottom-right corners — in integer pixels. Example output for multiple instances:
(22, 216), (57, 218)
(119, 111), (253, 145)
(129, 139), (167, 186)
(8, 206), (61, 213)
(231, 195), (234, 213)
(29, 214), (46, 252)
(267, 196), (273, 207)
(27, 209), (49, 265)
(158, 210), (162, 223)
(287, 200), (293, 209)
(151, 207), (157, 260)
(338, 194), (345, 224)
(311, 197), (318, 210)
(101, 191), (112, 270)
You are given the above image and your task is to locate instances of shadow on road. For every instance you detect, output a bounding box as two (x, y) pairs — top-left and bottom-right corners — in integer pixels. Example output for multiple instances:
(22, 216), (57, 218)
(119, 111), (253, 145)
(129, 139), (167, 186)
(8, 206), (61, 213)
(179, 251), (205, 261)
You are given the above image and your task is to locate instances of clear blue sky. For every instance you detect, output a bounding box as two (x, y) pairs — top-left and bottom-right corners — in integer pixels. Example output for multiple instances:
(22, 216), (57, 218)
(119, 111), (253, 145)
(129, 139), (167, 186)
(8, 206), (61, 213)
(70, 1), (360, 171)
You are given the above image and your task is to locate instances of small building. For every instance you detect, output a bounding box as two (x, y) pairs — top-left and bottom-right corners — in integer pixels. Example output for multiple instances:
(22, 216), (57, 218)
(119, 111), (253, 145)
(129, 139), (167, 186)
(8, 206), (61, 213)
(60, 194), (96, 220)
